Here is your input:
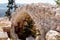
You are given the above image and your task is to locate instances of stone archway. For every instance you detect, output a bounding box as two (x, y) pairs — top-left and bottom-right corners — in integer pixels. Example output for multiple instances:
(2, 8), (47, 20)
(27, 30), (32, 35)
(11, 10), (37, 40)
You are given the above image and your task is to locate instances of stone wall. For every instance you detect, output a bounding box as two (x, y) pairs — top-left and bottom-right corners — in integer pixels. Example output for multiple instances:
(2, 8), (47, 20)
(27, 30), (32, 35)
(12, 3), (60, 40)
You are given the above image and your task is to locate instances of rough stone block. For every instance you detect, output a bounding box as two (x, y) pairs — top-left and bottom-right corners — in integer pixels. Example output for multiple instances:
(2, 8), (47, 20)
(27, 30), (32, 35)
(46, 30), (60, 40)
(0, 32), (8, 40)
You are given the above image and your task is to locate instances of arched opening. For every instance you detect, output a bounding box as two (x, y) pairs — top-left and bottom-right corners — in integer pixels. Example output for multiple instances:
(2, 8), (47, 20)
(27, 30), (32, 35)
(11, 12), (36, 40)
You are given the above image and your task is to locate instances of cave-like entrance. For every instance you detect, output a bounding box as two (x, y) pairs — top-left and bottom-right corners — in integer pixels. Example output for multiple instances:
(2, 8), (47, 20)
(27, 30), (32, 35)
(11, 11), (38, 40)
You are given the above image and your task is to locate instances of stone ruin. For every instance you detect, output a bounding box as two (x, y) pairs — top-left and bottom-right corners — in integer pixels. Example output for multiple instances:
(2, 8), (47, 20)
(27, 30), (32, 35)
(11, 3), (60, 40)
(1, 3), (60, 40)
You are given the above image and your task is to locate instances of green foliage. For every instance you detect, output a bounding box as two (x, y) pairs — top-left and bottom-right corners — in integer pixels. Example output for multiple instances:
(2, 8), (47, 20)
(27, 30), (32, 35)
(7, 0), (14, 9)
(5, 0), (17, 20)
(55, 0), (60, 6)
(8, 0), (14, 5)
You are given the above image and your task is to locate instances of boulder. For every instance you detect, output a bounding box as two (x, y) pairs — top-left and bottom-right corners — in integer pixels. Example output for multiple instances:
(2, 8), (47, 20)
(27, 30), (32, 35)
(46, 30), (60, 40)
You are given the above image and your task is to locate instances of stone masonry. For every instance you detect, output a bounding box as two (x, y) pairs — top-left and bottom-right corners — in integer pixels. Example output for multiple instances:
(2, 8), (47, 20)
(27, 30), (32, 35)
(12, 3), (60, 40)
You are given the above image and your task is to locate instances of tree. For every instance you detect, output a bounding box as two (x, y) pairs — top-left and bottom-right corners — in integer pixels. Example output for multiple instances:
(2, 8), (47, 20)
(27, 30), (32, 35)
(5, 8), (11, 20)
(8, 0), (14, 5)
(55, 0), (60, 5)
(5, 0), (17, 20)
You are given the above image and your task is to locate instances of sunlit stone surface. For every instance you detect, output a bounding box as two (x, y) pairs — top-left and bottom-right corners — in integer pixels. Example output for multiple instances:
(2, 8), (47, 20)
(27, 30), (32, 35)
(0, 17), (11, 32)
(0, 32), (8, 40)
(0, 17), (11, 40)
(46, 30), (60, 40)
(0, 17), (11, 27)
(0, 27), (3, 32)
